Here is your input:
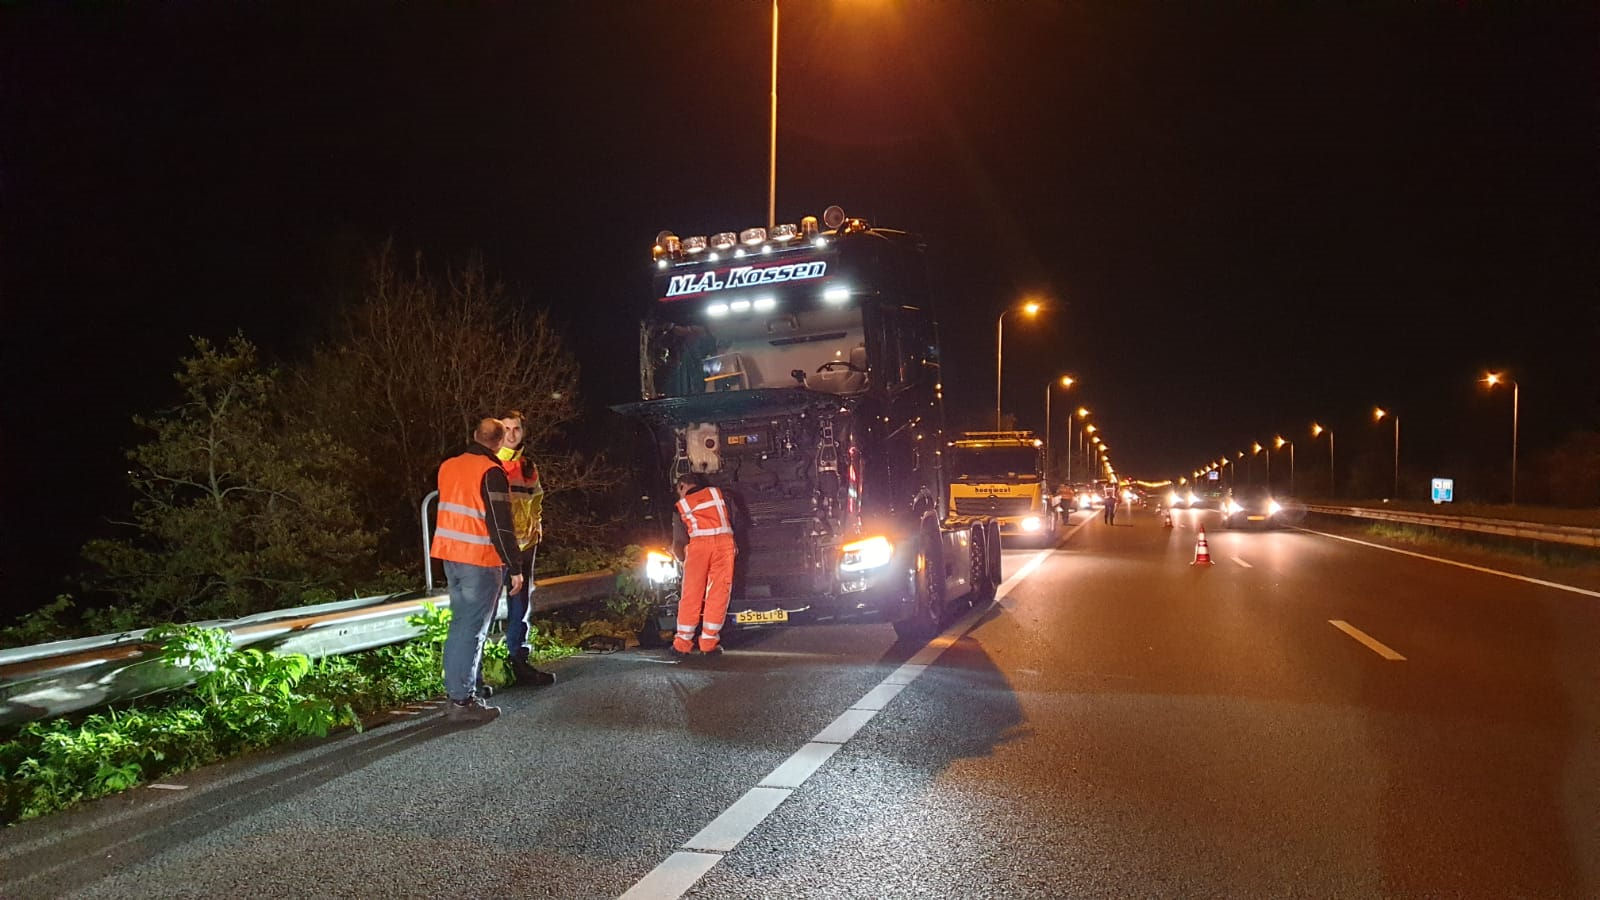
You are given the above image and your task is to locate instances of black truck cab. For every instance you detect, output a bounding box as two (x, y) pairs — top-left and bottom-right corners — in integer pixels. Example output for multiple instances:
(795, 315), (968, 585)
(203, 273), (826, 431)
(614, 208), (999, 641)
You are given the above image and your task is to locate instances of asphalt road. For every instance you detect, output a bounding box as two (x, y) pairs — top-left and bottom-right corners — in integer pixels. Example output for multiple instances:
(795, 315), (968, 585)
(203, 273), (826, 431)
(3, 506), (1597, 898)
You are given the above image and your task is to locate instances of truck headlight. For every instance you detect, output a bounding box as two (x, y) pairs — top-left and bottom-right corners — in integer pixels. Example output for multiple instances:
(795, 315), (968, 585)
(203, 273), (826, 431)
(839, 535), (894, 572)
(1268, 500), (1283, 515)
(1021, 516), (1043, 532)
(645, 550), (680, 584)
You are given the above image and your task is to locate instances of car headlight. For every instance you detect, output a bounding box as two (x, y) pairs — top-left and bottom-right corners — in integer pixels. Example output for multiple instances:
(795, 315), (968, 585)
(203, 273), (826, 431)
(839, 535), (895, 572)
(1187, 492), (1198, 505)
(645, 550), (680, 584)
(1268, 500), (1283, 515)
(1021, 516), (1043, 532)
(1167, 492), (1179, 506)
(1226, 500), (1242, 514)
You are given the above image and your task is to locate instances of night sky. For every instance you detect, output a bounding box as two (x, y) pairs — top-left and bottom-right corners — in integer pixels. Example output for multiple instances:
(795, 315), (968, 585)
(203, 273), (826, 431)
(4, 1), (1596, 617)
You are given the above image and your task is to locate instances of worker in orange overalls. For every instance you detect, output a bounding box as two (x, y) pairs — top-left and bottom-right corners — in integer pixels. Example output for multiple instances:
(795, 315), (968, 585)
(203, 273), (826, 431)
(671, 472), (737, 658)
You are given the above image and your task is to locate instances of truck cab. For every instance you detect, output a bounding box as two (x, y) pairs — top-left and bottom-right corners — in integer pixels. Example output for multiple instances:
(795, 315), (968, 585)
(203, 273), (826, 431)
(614, 207), (1000, 642)
(947, 432), (1059, 545)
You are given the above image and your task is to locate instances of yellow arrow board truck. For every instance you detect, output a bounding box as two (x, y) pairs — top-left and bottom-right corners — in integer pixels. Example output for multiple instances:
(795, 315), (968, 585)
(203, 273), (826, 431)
(948, 432), (1059, 546)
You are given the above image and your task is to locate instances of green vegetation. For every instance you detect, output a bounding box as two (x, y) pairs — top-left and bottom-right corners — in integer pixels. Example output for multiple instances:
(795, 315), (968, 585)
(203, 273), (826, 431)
(1335, 500), (1600, 530)
(0, 604), (584, 826)
(1362, 522), (1600, 570)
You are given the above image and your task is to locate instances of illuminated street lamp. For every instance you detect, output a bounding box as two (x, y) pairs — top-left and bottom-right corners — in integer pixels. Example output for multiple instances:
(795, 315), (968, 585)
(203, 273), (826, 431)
(1374, 407), (1400, 498)
(1311, 422), (1334, 498)
(1251, 441), (1269, 489)
(1482, 373), (1520, 504)
(996, 300), (1043, 429)
(1044, 375), (1076, 482)
(1274, 435), (1295, 495)
(1068, 407), (1090, 481)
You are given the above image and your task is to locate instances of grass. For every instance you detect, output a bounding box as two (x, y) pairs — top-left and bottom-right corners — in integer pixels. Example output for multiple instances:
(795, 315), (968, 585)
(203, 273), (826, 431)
(1313, 499), (1600, 529)
(1361, 521), (1600, 570)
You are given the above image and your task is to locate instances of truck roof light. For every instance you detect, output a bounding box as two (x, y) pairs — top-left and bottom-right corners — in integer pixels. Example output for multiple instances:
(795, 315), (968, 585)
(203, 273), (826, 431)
(842, 217), (870, 234)
(823, 285), (851, 304)
(771, 223), (798, 242)
(761, 244), (774, 255)
(812, 236), (827, 248)
(753, 296), (777, 312)
(707, 302), (729, 317)
(710, 232), (738, 251)
(800, 216), (819, 237)
(707, 252), (719, 262)
(740, 227), (767, 246)
(683, 235), (708, 255)
(729, 299), (751, 313)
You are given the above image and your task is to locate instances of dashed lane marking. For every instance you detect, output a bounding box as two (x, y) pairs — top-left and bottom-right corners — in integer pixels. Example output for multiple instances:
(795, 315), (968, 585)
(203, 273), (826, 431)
(1231, 556), (1253, 568)
(1329, 619), (1407, 661)
(1297, 527), (1600, 599)
(618, 515), (1090, 899)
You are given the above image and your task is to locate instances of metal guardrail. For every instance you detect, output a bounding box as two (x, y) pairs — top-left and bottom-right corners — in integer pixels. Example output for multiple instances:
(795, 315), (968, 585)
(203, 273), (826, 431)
(0, 568), (623, 728)
(1305, 504), (1600, 549)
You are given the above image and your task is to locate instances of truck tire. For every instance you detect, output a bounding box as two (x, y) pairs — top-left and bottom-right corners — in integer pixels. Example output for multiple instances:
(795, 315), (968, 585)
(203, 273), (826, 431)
(969, 524), (997, 607)
(891, 528), (946, 643)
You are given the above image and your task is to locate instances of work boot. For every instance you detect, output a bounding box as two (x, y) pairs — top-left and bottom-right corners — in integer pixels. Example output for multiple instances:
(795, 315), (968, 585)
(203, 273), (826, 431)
(700, 646), (723, 658)
(444, 696), (500, 725)
(510, 659), (555, 687)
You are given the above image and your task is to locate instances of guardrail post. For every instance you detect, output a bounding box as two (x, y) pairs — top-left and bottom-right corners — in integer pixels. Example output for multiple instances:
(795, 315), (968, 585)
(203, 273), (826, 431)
(420, 490), (439, 592)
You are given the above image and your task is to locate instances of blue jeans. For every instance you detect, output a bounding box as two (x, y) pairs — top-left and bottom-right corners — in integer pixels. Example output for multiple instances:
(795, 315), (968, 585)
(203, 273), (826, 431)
(442, 560), (504, 702)
(504, 548), (537, 663)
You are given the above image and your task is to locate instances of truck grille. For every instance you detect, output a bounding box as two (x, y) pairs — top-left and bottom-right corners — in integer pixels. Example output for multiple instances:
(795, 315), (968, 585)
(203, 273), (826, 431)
(953, 496), (1034, 517)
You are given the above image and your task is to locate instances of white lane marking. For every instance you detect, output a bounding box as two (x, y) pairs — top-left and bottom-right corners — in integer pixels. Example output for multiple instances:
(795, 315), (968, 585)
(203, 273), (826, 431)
(1231, 556), (1253, 568)
(1298, 527), (1600, 599)
(147, 783), (187, 791)
(682, 787), (793, 852)
(619, 528), (1078, 899)
(812, 708), (879, 744)
(759, 742), (844, 789)
(851, 681), (909, 711)
(618, 852), (722, 900)
(882, 663), (926, 685)
(1329, 619), (1407, 661)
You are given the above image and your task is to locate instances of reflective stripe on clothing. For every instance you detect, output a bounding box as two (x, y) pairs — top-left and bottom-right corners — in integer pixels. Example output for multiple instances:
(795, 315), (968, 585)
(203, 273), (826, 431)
(435, 527), (493, 545)
(503, 453), (544, 553)
(438, 501), (484, 519)
(676, 486), (733, 537)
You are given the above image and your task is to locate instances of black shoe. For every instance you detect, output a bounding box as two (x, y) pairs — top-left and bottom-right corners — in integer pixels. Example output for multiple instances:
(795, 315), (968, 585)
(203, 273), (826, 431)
(444, 697), (500, 725)
(701, 646), (723, 658)
(667, 647), (691, 660)
(510, 659), (555, 687)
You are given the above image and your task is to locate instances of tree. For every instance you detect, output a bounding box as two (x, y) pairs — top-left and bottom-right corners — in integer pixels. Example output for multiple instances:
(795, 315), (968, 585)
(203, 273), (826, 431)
(82, 336), (378, 621)
(293, 245), (615, 570)
(1539, 430), (1600, 508)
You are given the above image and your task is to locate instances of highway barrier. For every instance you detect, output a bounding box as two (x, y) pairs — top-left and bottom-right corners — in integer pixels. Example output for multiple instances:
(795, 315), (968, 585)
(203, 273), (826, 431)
(1304, 504), (1600, 549)
(0, 568), (623, 728)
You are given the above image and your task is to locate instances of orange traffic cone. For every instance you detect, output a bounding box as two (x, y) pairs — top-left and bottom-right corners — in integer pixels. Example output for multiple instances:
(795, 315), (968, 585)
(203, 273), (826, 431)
(1163, 509), (1173, 528)
(1191, 525), (1213, 566)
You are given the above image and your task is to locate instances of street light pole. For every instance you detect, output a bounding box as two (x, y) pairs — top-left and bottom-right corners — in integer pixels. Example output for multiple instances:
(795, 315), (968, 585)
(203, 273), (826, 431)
(995, 301), (1042, 430)
(768, 0), (779, 230)
(1043, 376), (1074, 482)
(1484, 374), (1520, 504)
(1313, 423), (1334, 498)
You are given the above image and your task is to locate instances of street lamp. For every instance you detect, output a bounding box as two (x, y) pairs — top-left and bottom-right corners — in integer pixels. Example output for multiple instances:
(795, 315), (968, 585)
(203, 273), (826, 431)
(1274, 435), (1295, 495)
(1311, 422), (1334, 498)
(1374, 407), (1400, 499)
(1068, 407), (1090, 482)
(1044, 375), (1075, 482)
(1251, 441), (1269, 490)
(996, 300), (1043, 429)
(1483, 373), (1520, 504)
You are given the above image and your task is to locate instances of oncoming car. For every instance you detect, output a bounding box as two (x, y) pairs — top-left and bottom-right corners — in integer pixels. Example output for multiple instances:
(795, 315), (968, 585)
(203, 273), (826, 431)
(1223, 485), (1284, 528)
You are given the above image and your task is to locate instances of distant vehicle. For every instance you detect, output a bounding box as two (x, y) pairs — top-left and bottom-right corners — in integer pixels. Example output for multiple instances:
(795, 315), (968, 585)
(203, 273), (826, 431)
(1164, 487), (1194, 509)
(1223, 485), (1284, 528)
(1076, 484), (1104, 508)
(948, 431), (1058, 545)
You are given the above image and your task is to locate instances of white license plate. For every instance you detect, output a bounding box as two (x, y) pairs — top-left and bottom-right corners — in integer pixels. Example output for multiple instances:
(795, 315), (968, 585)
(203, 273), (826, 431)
(735, 608), (789, 625)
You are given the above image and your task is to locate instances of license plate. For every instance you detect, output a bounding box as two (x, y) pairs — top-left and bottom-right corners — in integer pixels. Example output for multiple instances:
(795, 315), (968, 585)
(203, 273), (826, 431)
(735, 608), (789, 625)
(1247, 515), (1266, 521)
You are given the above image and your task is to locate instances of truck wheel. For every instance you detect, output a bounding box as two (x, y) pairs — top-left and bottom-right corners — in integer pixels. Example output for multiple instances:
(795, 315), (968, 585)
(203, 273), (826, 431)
(969, 526), (997, 607)
(891, 533), (945, 643)
(986, 520), (1003, 587)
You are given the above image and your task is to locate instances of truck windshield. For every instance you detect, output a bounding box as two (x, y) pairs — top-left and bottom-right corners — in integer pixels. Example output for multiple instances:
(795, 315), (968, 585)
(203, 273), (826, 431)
(950, 447), (1040, 481)
(644, 298), (867, 398)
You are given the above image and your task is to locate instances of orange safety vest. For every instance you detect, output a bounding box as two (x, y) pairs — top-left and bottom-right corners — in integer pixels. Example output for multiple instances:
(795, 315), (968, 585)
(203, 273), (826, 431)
(676, 486), (733, 538)
(431, 451), (505, 568)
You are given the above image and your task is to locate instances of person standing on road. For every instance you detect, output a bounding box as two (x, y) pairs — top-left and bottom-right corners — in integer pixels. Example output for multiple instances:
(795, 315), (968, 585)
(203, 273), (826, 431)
(671, 472), (737, 659)
(1102, 484), (1118, 525)
(431, 417), (522, 725)
(498, 411), (556, 688)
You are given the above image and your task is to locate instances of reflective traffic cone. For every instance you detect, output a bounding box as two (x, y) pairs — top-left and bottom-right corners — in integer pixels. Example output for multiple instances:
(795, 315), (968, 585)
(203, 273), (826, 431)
(1191, 525), (1213, 566)
(1163, 509), (1173, 528)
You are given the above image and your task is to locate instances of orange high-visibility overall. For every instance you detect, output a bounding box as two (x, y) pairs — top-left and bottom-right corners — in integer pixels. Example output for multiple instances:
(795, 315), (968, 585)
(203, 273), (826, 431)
(675, 486), (737, 652)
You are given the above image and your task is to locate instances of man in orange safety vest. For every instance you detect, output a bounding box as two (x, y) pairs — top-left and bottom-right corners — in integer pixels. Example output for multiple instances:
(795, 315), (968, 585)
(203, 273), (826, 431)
(670, 472), (738, 658)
